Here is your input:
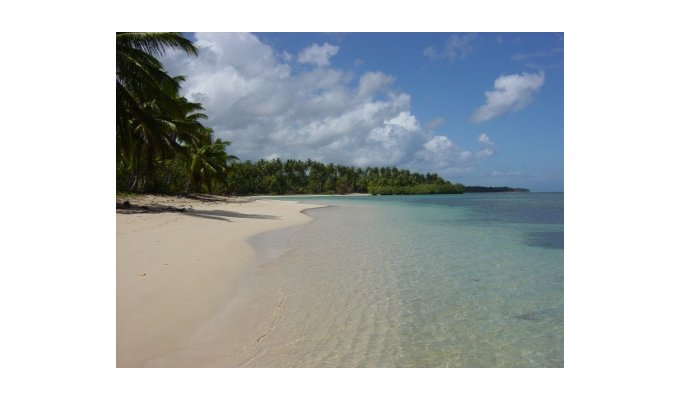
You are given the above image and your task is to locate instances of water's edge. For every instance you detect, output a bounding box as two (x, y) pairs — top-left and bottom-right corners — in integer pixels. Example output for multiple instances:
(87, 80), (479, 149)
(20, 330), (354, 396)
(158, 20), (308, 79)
(239, 194), (563, 367)
(171, 194), (563, 367)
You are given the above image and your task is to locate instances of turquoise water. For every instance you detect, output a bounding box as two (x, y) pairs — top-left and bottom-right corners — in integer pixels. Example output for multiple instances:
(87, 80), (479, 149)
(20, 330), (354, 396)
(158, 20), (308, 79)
(249, 193), (563, 367)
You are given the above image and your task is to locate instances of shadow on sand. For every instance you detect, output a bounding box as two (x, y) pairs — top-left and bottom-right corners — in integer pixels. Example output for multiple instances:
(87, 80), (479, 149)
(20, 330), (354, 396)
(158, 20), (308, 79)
(116, 202), (187, 214)
(116, 201), (280, 222)
(184, 209), (280, 222)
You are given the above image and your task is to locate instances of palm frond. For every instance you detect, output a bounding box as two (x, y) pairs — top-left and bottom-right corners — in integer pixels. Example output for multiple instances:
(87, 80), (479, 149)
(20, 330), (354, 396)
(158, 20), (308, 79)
(116, 32), (198, 58)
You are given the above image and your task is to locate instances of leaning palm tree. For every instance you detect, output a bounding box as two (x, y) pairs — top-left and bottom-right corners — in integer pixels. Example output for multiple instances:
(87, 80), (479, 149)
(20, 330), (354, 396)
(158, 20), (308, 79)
(116, 33), (196, 103)
(116, 32), (203, 191)
(116, 32), (197, 137)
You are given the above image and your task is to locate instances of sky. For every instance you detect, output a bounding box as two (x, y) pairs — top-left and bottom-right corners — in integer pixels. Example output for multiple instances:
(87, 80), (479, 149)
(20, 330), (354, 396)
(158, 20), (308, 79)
(162, 32), (563, 191)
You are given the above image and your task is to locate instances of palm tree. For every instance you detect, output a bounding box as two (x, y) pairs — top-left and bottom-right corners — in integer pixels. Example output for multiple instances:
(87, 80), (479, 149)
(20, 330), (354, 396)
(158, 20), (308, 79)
(116, 33), (206, 191)
(116, 33), (196, 107)
(187, 134), (239, 193)
(116, 32), (197, 139)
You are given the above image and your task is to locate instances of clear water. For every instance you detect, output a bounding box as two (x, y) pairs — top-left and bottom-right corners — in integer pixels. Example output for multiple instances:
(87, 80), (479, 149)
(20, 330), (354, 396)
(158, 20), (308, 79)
(248, 193), (563, 367)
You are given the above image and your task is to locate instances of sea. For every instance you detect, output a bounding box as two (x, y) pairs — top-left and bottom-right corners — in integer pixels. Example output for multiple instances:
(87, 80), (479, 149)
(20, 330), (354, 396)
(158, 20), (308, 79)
(248, 192), (564, 367)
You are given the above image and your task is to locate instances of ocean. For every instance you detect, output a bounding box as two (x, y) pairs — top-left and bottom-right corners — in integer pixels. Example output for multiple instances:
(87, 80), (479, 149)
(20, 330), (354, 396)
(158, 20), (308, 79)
(248, 193), (564, 367)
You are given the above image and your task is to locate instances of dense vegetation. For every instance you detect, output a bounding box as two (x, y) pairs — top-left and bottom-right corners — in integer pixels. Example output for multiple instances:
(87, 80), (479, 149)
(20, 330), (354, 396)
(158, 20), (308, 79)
(115, 33), (515, 197)
(224, 159), (463, 195)
(116, 32), (238, 194)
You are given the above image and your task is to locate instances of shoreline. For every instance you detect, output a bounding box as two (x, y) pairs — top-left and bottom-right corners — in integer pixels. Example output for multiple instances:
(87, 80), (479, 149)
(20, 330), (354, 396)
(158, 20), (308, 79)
(116, 194), (323, 367)
(251, 193), (371, 198)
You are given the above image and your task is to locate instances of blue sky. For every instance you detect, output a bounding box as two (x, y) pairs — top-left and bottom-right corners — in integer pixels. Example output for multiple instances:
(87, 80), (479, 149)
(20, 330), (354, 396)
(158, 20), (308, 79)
(166, 33), (563, 191)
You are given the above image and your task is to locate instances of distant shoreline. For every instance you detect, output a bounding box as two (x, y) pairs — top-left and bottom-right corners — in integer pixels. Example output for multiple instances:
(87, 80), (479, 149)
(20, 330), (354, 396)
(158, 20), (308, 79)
(252, 193), (371, 198)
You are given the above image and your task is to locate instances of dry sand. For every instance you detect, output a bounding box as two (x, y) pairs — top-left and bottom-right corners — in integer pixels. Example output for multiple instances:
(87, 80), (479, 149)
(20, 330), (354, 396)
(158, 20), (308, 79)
(116, 194), (322, 367)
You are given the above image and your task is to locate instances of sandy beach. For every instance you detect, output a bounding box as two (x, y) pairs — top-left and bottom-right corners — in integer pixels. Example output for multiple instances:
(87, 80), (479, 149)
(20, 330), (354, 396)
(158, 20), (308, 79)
(116, 194), (322, 367)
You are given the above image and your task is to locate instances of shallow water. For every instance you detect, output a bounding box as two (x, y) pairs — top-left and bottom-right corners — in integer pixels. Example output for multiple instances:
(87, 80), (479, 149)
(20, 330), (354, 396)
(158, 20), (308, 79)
(247, 193), (563, 367)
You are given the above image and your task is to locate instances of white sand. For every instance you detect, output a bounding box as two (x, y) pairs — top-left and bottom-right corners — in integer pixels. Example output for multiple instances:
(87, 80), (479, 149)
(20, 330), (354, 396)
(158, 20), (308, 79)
(116, 195), (322, 367)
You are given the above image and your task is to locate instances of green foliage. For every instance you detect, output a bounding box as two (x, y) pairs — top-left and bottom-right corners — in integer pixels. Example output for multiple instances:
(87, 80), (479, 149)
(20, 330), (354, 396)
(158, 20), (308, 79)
(367, 183), (465, 195)
(116, 32), (238, 194)
(187, 137), (239, 193)
(223, 159), (465, 196)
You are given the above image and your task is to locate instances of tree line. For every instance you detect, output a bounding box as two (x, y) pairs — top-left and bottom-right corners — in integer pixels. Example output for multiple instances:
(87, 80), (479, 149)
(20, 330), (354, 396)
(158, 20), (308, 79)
(225, 159), (464, 195)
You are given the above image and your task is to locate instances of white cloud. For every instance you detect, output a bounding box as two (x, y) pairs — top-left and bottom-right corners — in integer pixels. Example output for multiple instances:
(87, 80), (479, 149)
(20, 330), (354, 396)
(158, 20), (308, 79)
(161, 33), (496, 180)
(386, 111), (419, 132)
(411, 131), (497, 172)
(413, 136), (456, 169)
(478, 133), (493, 146)
(470, 71), (545, 123)
(297, 43), (339, 67)
(357, 71), (394, 97)
(424, 136), (454, 153)
(475, 133), (496, 158)
(444, 33), (477, 60)
(423, 33), (477, 62)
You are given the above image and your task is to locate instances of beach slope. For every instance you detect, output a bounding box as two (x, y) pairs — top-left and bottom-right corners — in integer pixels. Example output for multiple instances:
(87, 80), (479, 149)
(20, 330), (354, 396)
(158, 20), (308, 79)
(116, 195), (320, 367)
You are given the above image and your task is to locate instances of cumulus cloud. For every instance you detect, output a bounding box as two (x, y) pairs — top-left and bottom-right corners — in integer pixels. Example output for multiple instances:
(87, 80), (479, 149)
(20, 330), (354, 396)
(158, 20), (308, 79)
(475, 133), (496, 158)
(161, 33), (495, 179)
(423, 33), (477, 62)
(423, 136), (453, 152)
(297, 42), (339, 67)
(357, 71), (394, 97)
(478, 133), (493, 146)
(413, 136), (456, 169)
(411, 131), (496, 172)
(470, 71), (545, 123)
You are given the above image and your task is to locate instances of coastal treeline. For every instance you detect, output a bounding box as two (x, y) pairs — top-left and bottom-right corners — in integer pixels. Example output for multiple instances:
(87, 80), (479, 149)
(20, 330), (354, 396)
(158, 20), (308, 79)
(226, 159), (464, 195)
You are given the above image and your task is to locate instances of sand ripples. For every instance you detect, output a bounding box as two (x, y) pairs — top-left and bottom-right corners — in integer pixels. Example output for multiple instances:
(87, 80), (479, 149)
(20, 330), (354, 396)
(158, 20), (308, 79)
(233, 194), (563, 367)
